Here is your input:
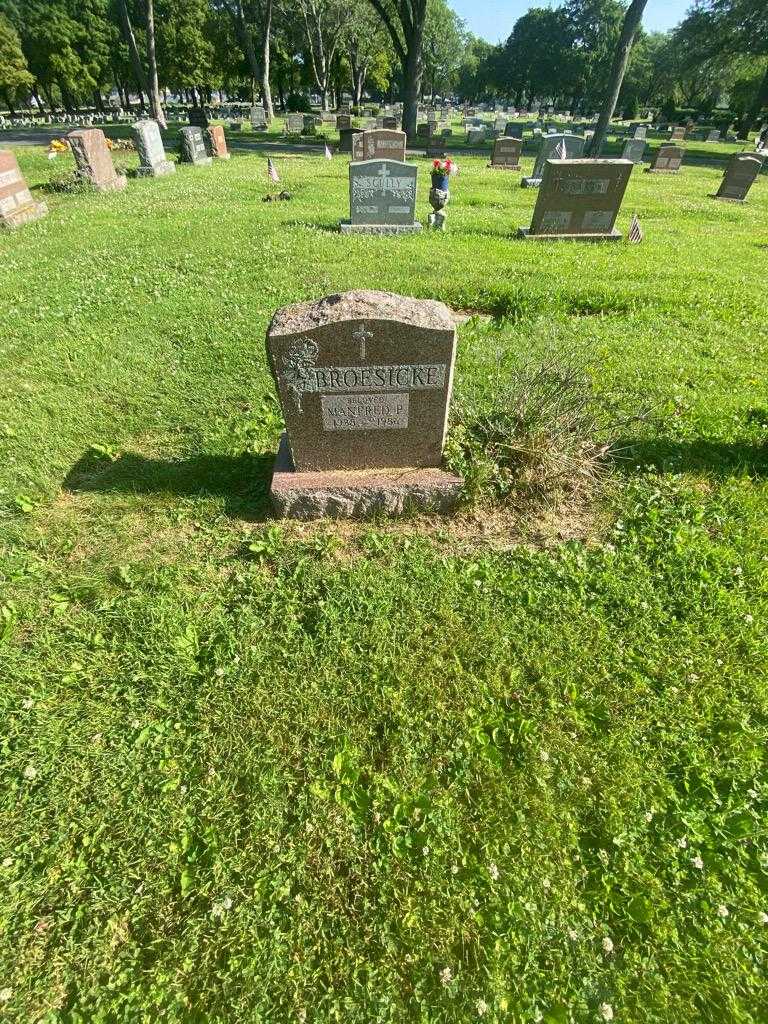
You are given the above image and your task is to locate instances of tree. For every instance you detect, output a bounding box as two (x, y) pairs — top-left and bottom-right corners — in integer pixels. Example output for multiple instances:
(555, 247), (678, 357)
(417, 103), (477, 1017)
(343, 3), (391, 107)
(115, 0), (150, 108)
(587, 0), (648, 156)
(565, 0), (626, 111)
(422, 0), (467, 99)
(365, 0), (428, 139)
(297, 0), (346, 110)
(217, 0), (274, 117)
(146, 0), (165, 123)
(697, 0), (768, 131)
(0, 13), (33, 114)
(498, 9), (575, 109)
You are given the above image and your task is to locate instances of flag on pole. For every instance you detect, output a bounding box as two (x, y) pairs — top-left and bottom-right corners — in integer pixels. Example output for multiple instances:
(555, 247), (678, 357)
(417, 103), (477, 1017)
(554, 138), (567, 160)
(324, 143), (333, 160)
(267, 157), (280, 182)
(628, 212), (644, 244)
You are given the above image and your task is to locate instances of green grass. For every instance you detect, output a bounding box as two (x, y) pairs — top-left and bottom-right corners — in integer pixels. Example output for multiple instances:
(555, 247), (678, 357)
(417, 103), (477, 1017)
(1, 142), (768, 1024)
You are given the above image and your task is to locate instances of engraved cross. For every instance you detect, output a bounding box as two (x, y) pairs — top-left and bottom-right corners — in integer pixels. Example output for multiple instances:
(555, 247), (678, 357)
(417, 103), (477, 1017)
(353, 324), (373, 360)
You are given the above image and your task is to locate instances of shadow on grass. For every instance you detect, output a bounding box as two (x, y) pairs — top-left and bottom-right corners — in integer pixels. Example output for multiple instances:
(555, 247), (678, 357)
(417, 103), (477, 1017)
(63, 449), (275, 521)
(613, 436), (768, 478)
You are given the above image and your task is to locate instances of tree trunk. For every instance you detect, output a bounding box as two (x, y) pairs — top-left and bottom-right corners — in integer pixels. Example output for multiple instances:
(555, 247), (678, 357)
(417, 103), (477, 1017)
(117, 0), (150, 108)
(32, 87), (46, 116)
(587, 0), (648, 157)
(402, 39), (423, 140)
(260, 0), (274, 121)
(3, 89), (16, 118)
(146, 0), (166, 127)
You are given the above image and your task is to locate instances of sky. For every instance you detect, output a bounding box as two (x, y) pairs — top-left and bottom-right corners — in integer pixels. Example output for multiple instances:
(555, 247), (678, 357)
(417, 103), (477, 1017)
(450, 0), (692, 45)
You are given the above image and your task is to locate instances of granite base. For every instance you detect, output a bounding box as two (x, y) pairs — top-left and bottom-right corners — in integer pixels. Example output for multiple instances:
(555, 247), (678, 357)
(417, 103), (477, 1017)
(270, 434), (462, 520)
(517, 227), (622, 243)
(0, 201), (48, 230)
(488, 163), (521, 171)
(521, 176), (542, 188)
(339, 221), (423, 235)
(93, 173), (128, 192)
(136, 162), (176, 177)
(709, 194), (746, 203)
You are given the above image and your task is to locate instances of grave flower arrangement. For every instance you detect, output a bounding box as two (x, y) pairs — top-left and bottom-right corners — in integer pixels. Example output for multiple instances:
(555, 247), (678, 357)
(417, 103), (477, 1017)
(431, 158), (457, 190)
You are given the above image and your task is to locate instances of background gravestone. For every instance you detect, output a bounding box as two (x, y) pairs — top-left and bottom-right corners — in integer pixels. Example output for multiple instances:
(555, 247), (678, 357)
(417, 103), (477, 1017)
(489, 137), (522, 170)
(621, 138), (646, 165)
(179, 126), (212, 166)
(188, 107), (209, 129)
(250, 104), (266, 129)
(336, 114), (352, 130)
(670, 126), (685, 141)
(341, 159), (421, 234)
(351, 129), (407, 162)
(647, 144), (684, 174)
(267, 289), (461, 518)
(338, 126), (364, 155)
(206, 124), (230, 159)
(505, 123), (523, 139)
(522, 133), (585, 188)
(0, 149), (48, 229)
(518, 158), (632, 242)
(285, 113), (304, 135)
(67, 128), (127, 191)
(711, 152), (764, 202)
(133, 120), (175, 176)
(706, 129), (721, 143)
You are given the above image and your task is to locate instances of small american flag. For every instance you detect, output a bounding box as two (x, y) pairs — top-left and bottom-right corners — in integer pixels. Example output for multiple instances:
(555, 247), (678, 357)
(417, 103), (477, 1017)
(267, 157), (280, 182)
(324, 143), (333, 160)
(554, 138), (567, 160)
(628, 212), (644, 244)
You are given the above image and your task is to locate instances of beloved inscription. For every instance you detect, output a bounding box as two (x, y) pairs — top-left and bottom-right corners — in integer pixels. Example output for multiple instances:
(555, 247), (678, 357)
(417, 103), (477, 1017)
(321, 393), (409, 431)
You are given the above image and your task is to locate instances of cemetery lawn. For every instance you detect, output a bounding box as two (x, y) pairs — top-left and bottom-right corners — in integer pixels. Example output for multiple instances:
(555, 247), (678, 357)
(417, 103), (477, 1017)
(2, 143), (768, 1024)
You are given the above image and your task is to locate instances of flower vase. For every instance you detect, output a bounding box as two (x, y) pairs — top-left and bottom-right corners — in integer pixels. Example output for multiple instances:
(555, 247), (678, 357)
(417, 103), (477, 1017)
(428, 175), (450, 231)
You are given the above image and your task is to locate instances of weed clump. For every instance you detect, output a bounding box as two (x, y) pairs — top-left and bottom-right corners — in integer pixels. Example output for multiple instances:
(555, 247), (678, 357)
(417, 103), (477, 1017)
(447, 347), (636, 508)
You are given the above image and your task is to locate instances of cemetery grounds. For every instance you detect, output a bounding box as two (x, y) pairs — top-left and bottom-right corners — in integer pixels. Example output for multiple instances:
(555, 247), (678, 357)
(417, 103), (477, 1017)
(1, 122), (767, 1023)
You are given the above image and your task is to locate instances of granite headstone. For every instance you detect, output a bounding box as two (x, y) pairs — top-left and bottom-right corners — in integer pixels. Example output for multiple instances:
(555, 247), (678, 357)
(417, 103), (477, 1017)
(489, 137), (523, 170)
(647, 144), (684, 174)
(711, 152), (764, 202)
(133, 119), (175, 176)
(179, 126), (212, 165)
(621, 138), (646, 164)
(67, 129), (127, 191)
(267, 290), (461, 517)
(340, 159), (420, 234)
(518, 158), (632, 242)
(206, 124), (230, 159)
(522, 132), (585, 188)
(351, 129), (407, 162)
(0, 149), (47, 229)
